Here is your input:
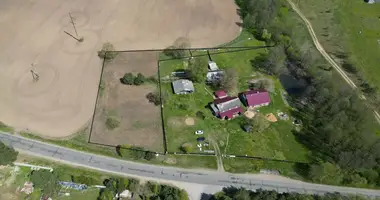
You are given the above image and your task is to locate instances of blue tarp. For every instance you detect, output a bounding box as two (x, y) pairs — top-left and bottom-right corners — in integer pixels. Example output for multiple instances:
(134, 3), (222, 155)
(59, 181), (88, 191)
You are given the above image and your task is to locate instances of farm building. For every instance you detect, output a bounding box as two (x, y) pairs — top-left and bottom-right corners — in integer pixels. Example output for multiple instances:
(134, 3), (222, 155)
(208, 61), (219, 71)
(210, 96), (243, 119)
(215, 90), (227, 98)
(241, 89), (271, 108)
(206, 61), (224, 83)
(206, 70), (224, 82)
(172, 79), (194, 94)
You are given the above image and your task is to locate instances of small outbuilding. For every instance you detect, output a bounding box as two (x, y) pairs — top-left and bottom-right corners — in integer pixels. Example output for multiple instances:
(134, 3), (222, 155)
(208, 61), (219, 71)
(215, 90), (227, 98)
(172, 79), (194, 94)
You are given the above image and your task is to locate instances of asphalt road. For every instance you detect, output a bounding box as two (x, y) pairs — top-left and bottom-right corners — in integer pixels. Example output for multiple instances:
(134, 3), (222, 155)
(1, 132), (380, 197)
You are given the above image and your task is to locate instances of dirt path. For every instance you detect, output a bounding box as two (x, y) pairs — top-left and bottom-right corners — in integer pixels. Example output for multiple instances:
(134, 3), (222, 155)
(286, 0), (380, 124)
(209, 138), (224, 172)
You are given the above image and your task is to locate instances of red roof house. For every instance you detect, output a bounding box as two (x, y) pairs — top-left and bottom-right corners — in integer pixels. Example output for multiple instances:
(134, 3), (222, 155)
(215, 90), (227, 98)
(210, 96), (243, 119)
(242, 89), (271, 108)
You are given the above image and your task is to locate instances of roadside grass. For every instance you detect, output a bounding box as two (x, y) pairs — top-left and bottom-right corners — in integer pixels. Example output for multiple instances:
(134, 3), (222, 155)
(0, 121), (14, 133)
(18, 130), (217, 170)
(222, 157), (306, 180)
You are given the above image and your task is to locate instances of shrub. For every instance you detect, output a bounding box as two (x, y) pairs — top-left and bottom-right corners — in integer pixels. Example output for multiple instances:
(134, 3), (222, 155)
(106, 117), (120, 130)
(144, 152), (156, 161)
(73, 175), (99, 185)
(121, 73), (135, 85)
(146, 92), (161, 106)
(178, 104), (189, 110)
(147, 75), (158, 83)
(0, 141), (18, 166)
(196, 111), (205, 120)
(180, 143), (193, 153)
(98, 42), (118, 60)
(133, 73), (145, 85)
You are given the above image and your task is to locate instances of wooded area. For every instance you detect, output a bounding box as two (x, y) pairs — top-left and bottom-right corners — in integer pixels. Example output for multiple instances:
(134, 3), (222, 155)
(211, 187), (371, 200)
(235, 0), (380, 187)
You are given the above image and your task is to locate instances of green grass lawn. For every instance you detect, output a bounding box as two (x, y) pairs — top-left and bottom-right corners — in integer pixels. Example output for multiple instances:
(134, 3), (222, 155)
(296, 0), (380, 97)
(159, 35), (310, 162)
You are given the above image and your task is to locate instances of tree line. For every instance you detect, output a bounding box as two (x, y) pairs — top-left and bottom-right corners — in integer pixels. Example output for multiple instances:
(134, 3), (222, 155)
(236, 0), (380, 187)
(210, 187), (372, 200)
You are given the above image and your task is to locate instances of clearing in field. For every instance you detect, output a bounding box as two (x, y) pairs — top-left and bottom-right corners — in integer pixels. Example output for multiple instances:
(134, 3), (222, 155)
(0, 0), (240, 138)
(90, 52), (164, 152)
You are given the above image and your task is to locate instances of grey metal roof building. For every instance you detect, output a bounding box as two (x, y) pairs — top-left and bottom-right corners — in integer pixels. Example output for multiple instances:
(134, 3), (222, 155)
(172, 79), (194, 94)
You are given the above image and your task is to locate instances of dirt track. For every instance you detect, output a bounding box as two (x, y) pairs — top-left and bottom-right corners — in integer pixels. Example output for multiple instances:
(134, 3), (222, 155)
(0, 0), (240, 137)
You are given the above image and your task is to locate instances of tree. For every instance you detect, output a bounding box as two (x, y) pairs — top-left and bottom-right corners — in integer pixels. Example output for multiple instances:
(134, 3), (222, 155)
(98, 42), (118, 60)
(251, 45), (286, 75)
(187, 57), (208, 83)
(309, 162), (343, 185)
(127, 178), (140, 192)
(146, 91), (162, 106)
(121, 73), (135, 85)
(0, 141), (18, 166)
(246, 114), (270, 133)
(220, 68), (238, 94)
(30, 170), (59, 196)
(144, 152), (156, 161)
(163, 37), (190, 59)
(147, 181), (160, 195)
(134, 73), (146, 85)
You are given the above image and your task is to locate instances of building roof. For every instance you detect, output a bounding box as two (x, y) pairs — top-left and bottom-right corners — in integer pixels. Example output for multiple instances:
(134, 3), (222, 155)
(172, 79), (194, 94)
(208, 61), (219, 71)
(213, 96), (241, 113)
(243, 89), (270, 107)
(215, 90), (227, 98)
(219, 107), (243, 119)
(206, 70), (224, 81)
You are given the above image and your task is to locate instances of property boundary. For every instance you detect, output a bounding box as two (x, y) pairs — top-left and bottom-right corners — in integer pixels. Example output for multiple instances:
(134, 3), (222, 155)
(87, 46), (310, 165)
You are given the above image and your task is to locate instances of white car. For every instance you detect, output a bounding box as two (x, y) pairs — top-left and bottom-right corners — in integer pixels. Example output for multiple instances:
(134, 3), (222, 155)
(195, 130), (204, 135)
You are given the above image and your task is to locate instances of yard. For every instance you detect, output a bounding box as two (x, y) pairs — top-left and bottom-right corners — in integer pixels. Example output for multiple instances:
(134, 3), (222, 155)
(159, 35), (310, 162)
(91, 52), (164, 152)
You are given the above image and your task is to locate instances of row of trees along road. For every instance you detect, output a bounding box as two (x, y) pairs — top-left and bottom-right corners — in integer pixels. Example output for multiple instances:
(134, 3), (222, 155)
(236, 0), (380, 187)
(211, 187), (371, 200)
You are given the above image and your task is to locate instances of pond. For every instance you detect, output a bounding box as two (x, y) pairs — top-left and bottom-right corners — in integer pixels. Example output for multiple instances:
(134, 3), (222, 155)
(279, 73), (308, 95)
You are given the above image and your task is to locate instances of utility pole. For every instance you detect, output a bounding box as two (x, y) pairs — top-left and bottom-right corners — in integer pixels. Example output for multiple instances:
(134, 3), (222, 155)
(69, 12), (78, 38)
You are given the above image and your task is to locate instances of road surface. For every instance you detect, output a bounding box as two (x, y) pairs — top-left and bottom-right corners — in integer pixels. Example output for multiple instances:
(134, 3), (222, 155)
(286, 0), (380, 124)
(1, 132), (380, 198)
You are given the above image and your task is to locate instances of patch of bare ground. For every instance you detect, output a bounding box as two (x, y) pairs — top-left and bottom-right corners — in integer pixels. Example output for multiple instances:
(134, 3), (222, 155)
(91, 52), (163, 152)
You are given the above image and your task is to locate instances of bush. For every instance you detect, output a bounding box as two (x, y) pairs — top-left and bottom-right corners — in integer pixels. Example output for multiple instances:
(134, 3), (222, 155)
(73, 175), (99, 185)
(134, 73), (146, 85)
(180, 143), (193, 153)
(178, 104), (189, 110)
(146, 92), (161, 106)
(196, 111), (205, 120)
(144, 152), (156, 161)
(0, 141), (18, 166)
(98, 42), (118, 60)
(30, 170), (59, 196)
(121, 73), (135, 85)
(106, 117), (120, 130)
